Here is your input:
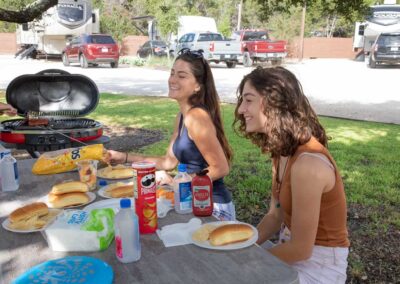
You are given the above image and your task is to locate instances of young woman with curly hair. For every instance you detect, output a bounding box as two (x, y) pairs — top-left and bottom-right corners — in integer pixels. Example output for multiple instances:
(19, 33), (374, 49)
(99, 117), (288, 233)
(233, 66), (349, 283)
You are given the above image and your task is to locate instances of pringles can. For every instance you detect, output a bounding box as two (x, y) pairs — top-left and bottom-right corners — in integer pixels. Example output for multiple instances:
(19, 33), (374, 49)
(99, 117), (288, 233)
(132, 162), (157, 234)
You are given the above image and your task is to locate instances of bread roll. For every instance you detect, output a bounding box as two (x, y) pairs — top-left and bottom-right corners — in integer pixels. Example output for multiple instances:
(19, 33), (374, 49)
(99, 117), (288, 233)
(9, 202), (49, 223)
(99, 166), (133, 179)
(209, 224), (254, 246)
(108, 185), (134, 198)
(51, 181), (89, 194)
(48, 192), (90, 208)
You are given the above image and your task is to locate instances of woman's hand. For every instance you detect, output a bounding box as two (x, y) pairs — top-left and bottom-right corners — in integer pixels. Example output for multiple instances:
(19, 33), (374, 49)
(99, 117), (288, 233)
(105, 150), (126, 164)
(0, 103), (17, 116)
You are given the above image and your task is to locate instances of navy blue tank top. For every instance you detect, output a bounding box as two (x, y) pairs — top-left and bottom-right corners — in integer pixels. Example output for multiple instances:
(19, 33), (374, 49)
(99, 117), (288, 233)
(172, 113), (232, 204)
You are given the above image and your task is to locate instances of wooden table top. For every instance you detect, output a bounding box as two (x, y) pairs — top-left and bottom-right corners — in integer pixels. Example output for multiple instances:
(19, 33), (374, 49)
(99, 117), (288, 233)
(0, 159), (298, 284)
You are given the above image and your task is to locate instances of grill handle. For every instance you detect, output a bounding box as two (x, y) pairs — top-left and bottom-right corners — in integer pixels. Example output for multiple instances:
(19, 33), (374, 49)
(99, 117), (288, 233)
(36, 69), (71, 76)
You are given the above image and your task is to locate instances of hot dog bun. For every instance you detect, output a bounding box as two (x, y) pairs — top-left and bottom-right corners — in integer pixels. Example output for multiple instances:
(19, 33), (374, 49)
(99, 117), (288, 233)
(51, 181), (89, 194)
(98, 165), (133, 179)
(48, 192), (90, 208)
(106, 184), (134, 198)
(9, 202), (49, 223)
(209, 224), (254, 246)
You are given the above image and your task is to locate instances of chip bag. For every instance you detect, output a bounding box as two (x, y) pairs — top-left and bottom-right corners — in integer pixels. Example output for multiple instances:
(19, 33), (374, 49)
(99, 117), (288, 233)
(32, 144), (105, 175)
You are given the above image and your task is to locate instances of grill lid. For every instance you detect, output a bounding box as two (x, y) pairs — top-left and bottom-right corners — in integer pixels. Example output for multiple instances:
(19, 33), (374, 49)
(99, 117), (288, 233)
(6, 69), (99, 117)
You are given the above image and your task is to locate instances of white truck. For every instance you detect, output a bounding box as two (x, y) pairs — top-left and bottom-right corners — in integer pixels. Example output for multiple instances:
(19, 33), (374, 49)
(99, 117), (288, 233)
(353, 2), (400, 61)
(168, 16), (218, 53)
(176, 31), (243, 68)
(16, 0), (99, 58)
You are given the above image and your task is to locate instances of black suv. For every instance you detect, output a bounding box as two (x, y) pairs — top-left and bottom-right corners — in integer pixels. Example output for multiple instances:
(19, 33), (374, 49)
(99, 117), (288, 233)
(369, 33), (400, 68)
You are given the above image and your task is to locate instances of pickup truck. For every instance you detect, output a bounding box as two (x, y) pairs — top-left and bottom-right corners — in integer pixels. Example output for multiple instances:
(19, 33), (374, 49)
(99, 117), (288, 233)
(232, 30), (287, 67)
(175, 32), (243, 68)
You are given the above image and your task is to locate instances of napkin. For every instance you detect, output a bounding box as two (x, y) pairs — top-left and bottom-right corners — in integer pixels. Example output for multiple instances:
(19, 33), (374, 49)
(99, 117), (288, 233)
(156, 218), (202, 247)
(157, 198), (173, 218)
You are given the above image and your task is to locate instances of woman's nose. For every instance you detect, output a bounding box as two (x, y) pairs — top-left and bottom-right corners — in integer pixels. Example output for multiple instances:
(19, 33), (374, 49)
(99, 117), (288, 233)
(238, 102), (245, 114)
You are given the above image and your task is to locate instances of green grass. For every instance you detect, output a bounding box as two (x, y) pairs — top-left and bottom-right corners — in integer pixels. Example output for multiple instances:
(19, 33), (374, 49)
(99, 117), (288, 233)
(89, 94), (400, 218)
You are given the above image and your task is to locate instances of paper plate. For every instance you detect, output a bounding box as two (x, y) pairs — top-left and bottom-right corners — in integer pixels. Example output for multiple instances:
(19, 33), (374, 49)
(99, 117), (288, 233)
(40, 192), (96, 209)
(97, 181), (134, 199)
(84, 198), (171, 218)
(191, 221), (258, 250)
(1, 209), (62, 234)
(13, 256), (113, 284)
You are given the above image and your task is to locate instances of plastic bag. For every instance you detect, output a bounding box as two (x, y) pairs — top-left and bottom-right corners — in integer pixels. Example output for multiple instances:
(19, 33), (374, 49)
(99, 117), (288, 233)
(44, 209), (115, 252)
(32, 144), (105, 175)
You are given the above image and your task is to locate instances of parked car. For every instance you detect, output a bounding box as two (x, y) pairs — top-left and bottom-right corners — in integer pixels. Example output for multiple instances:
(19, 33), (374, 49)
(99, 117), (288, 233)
(62, 34), (119, 68)
(369, 33), (400, 68)
(137, 40), (168, 58)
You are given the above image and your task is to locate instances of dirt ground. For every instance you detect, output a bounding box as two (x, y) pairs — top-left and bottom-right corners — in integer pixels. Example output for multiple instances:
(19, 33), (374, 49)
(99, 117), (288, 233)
(11, 125), (399, 283)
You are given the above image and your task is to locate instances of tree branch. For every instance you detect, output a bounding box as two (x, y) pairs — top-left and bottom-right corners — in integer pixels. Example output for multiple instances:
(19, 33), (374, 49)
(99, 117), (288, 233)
(0, 0), (58, 23)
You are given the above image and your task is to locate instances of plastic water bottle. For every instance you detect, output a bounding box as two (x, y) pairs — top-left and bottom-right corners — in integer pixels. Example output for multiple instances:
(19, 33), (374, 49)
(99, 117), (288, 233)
(173, 164), (192, 214)
(0, 154), (19, 192)
(114, 199), (141, 263)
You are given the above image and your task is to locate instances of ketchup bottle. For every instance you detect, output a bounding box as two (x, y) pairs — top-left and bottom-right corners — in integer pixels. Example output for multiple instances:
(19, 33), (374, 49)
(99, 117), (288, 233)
(192, 169), (213, 216)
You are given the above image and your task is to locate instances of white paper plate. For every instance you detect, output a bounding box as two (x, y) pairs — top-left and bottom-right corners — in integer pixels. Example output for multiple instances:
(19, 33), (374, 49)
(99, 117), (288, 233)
(40, 192), (96, 209)
(97, 182), (134, 199)
(84, 198), (171, 218)
(2, 209), (62, 233)
(191, 221), (258, 250)
(84, 198), (133, 214)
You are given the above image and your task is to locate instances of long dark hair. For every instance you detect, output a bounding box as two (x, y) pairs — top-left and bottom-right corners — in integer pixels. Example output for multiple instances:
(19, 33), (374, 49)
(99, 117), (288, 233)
(233, 66), (328, 157)
(175, 51), (233, 162)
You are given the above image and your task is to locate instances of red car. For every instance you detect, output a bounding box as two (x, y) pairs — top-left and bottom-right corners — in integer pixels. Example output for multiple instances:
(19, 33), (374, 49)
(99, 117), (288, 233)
(62, 34), (119, 68)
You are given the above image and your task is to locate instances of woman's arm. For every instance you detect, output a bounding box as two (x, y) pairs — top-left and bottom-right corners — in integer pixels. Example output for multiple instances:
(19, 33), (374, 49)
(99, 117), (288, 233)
(268, 155), (335, 264)
(106, 113), (181, 171)
(185, 108), (229, 181)
(0, 103), (17, 116)
(256, 197), (283, 245)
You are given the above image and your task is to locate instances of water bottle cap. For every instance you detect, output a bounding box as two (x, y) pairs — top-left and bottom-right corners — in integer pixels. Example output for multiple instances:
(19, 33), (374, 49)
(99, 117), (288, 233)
(99, 180), (107, 186)
(178, 163), (187, 172)
(120, 199), (131, 208)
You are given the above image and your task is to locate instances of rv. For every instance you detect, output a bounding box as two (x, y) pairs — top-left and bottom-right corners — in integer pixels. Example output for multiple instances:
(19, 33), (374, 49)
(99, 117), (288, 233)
(353, 3), (400, 59)
(16, 0), (99, 58)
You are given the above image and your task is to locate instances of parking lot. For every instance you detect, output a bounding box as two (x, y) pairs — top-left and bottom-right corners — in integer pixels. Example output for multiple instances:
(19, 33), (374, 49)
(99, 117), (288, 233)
(0, 55), (399, 124)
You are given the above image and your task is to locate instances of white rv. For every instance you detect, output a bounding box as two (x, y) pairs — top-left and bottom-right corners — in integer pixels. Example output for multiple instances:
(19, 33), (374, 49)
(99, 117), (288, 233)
(353, 3), (400, 58)
(16, 0), (99, 58)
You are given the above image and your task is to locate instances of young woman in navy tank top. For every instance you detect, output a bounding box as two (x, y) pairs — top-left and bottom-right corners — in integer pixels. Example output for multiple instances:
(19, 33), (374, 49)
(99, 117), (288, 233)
(107, 48), (235, 220)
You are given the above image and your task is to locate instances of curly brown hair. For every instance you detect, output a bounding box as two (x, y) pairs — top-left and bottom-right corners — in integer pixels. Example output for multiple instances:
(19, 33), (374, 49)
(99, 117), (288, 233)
(176, 51), (233, 163)
(233, 66), (328, 157)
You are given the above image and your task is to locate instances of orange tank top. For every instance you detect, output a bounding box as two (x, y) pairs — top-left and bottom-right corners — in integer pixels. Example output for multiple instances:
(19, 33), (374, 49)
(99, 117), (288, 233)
(272, 137), (350, 247)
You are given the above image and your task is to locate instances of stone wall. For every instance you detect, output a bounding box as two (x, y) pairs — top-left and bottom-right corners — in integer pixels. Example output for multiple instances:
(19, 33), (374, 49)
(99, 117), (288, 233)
(0, 33), (17, 55)
(289, 37), (358, 59)
(0, 33), (357, 59)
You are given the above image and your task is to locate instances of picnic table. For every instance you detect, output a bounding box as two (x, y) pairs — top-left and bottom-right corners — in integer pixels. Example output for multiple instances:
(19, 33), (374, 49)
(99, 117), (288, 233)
(0, 159), (299, 284)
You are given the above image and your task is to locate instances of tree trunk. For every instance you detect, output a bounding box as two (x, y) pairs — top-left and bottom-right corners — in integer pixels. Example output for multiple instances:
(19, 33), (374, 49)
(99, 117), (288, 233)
(0, 0), (58, 23)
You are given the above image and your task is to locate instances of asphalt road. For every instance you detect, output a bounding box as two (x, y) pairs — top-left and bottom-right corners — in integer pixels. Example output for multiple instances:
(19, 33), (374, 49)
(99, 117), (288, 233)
(0, 55), (398, 124)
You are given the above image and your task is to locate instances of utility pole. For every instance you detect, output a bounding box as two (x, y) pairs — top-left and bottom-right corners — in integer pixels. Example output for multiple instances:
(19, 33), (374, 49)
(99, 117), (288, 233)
(299, 2), (306, 62)
(237, 0), (243, 30)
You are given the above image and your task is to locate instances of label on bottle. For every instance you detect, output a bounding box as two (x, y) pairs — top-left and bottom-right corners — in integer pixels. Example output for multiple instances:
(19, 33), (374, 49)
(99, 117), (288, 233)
(115, 236), (123, 258)
(179, 181), (192, 210)
(193, 185), (211, 208)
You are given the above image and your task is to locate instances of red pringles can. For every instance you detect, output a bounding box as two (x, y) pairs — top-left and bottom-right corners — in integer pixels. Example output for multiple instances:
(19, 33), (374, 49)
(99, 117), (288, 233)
(192, 169), (213, 216)
(132, 162), (157, 234)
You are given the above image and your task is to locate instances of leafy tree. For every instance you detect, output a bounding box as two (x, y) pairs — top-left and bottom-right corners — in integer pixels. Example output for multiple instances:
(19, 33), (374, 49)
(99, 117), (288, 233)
(0, 0), (57, 23)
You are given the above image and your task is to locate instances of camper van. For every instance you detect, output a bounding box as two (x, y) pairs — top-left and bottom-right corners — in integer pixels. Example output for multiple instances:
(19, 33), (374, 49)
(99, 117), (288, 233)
(353, 3), (400, 60)
(16, 0), (99, 58)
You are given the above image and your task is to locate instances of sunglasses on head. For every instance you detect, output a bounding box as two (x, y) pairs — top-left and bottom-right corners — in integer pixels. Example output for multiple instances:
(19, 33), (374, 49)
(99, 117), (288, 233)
(177, 48), (205, 59)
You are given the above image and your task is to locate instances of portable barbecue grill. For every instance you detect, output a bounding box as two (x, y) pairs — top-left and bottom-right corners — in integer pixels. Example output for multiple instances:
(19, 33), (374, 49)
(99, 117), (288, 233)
(0, 69), (109, 157)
